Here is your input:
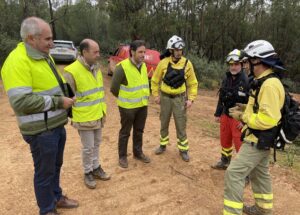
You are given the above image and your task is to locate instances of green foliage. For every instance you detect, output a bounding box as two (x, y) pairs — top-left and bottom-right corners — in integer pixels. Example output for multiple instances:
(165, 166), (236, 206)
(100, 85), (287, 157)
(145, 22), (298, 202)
(1, 0), (300, 91)
(187, 53), (226, 90)
(0, 34), (19, 68)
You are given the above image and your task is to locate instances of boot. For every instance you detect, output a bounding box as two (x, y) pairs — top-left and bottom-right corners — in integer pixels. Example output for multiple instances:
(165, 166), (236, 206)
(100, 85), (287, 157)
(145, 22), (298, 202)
(155, 145), (166, 155)
(84, 172), (96, 189)
(243, 205), (272, 215)
(92, 166), (111, 181)
(211, 155), (231, 170)
(179, 150), (190, 162)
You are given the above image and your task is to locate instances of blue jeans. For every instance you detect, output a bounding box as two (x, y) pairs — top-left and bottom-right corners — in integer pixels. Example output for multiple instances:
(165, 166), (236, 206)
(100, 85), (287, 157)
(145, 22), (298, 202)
(23, 126), (66, 215)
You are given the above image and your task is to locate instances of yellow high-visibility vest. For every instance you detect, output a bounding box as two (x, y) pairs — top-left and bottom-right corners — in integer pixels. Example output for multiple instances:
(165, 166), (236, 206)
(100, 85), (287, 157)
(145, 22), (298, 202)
(1, 42), (68, 134)
(65, 60), (106, 122)
(117, 58), (149, 109)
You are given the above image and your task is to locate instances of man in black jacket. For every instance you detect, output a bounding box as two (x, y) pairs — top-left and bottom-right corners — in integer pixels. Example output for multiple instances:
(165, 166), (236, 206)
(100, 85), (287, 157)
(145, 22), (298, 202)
(211, 49), (249, 170)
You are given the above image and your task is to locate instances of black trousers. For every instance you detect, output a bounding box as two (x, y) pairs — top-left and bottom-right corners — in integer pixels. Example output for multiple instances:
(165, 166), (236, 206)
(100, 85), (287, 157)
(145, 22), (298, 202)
(118, 106), (148, 158)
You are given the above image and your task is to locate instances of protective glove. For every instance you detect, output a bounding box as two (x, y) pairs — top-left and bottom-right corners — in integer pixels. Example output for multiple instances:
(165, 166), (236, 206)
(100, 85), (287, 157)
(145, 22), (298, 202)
(229, 108), (243, 121)
(236, 103), (247, 112)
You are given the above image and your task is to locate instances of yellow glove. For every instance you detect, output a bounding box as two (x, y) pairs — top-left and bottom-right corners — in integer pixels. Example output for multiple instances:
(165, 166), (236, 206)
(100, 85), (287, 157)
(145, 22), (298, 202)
(236, 103), (247, 111)
(229, 109), (243, 121)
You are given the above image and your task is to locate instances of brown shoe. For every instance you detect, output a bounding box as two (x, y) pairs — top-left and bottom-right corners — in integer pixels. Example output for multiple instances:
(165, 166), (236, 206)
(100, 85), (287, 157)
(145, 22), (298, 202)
(92, 166), (111, 181)
(56, 195), (79, 209)
(119, 157), (128, 168)
(134, 153), (151, 163)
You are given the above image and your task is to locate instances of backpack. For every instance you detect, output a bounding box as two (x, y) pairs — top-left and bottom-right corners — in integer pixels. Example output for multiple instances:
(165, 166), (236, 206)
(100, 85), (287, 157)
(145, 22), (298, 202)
(251, 73), (300, 151)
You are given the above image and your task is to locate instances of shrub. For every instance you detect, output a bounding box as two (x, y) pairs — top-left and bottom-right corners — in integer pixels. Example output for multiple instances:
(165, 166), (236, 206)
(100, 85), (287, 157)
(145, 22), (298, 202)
(187, 53), (226, 90)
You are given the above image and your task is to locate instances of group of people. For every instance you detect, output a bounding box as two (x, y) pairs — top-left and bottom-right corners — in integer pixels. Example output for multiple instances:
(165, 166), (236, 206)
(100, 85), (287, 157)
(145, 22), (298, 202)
(1, 16), (286, 215)
(212, 41), (286, 215)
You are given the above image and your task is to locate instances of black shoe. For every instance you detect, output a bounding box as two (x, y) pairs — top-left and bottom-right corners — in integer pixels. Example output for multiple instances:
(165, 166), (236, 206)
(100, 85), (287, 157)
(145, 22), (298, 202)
(134, 153), (151, 163)
(155, 145), (166, 155)
(243, 205), (272, 215)
(92, 166), (111, 181)
(211, 160), (229, 170)
(119, 157), (128, 168)
(84, 172), (96, 189)
(179, 150), (190, 162)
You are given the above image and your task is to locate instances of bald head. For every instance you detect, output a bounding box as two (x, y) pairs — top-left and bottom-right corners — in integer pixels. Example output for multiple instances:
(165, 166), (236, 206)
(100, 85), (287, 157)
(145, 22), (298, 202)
(79, 39), (100, 65)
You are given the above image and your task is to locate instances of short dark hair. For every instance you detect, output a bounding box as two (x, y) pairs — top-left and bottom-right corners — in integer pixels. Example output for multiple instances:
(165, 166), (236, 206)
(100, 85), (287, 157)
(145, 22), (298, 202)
(129, 40), (145, 57)
(79, 40), (90, 55)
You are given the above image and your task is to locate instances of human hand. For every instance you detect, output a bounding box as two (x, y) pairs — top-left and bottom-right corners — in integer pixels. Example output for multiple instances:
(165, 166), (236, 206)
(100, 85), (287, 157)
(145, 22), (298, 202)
(215, 117), (220, 123)
(154, 96), (160, 104)
(236, 103), (247, 112)
(62, 97), (75, 109)
(185, 100), (193, 109)
(229, 109), (243, 121)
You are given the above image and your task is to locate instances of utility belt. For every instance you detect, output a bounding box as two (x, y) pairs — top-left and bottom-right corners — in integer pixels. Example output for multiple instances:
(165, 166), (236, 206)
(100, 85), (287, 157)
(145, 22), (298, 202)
(161, 91), (185, 99)
(241, 126), (279, 150)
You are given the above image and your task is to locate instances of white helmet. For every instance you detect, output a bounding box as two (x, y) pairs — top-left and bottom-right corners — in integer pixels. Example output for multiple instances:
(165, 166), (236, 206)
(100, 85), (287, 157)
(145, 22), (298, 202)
(166, 35), (185, 49)
(226, 49), (242, 63)
(243, 40), (276, 59)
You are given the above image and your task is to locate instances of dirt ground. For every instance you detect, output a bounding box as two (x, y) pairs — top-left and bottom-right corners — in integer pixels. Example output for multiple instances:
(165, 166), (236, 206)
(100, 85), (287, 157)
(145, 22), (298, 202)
(1, 65), (300, 215)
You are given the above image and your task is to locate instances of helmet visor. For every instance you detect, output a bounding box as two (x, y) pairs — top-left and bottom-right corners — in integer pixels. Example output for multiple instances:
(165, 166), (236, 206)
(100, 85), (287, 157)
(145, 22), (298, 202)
(172, 41), (185, 49)
(226, 55), (240, 63)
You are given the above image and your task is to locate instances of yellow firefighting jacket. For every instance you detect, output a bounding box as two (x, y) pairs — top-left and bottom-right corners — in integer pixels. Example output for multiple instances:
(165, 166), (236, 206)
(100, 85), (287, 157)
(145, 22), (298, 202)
(151, 56), (198, 101)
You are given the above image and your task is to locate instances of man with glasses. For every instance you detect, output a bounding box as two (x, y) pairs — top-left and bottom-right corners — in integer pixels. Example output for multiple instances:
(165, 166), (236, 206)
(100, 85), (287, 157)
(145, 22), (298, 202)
(211, 49), (249, 170)
(151, 35), (198, 162)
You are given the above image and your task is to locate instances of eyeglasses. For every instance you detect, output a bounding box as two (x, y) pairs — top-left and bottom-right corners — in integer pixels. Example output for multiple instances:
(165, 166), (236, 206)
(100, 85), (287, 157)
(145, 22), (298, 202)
(172, 41), (185, 49)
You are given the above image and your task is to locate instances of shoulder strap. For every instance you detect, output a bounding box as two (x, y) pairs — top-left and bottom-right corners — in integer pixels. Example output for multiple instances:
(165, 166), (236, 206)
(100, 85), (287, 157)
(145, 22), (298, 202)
(46, 57), (67, 97)
(252, 73), (279, 113)
(183, 59), (189, 70)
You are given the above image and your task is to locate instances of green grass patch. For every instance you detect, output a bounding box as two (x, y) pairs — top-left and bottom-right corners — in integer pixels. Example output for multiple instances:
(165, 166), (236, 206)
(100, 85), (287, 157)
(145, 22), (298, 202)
(274, 144), (300, 172)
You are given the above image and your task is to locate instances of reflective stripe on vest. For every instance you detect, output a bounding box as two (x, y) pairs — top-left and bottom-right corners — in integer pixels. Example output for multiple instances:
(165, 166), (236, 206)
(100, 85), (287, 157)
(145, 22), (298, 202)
(64, 60), (106, 122)
(2, 44), (67, 125)
(117, 58), (150, 109)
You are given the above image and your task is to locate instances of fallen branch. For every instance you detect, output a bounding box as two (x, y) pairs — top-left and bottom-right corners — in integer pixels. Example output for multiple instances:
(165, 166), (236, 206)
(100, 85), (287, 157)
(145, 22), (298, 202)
(169, 165), (194, 180)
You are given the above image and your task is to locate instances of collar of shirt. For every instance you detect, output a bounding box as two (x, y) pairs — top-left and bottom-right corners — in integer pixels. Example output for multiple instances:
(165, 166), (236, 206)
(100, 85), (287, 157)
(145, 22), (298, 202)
(25, 43), (48, 60)
(256, 68), (273, 80)
(78, 55), (99, 73)
(129, 57), (142, 70)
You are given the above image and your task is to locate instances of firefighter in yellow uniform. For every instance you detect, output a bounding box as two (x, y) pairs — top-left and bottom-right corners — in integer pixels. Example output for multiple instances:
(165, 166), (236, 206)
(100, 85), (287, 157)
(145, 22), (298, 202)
(151, 35), (198, 162)
(223, 40), (285, 215)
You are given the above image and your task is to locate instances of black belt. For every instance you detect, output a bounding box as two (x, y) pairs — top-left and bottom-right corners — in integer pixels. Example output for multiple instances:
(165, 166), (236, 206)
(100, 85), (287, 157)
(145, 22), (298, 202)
(161, 91), (185, 98)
